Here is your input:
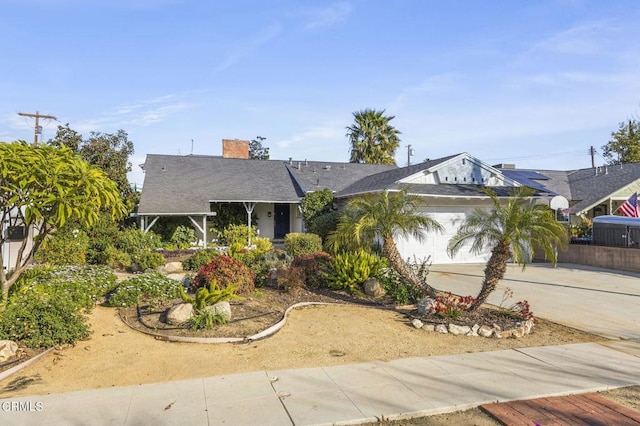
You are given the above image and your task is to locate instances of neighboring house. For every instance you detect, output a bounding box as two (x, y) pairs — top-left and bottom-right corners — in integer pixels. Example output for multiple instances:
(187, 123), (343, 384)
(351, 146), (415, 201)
(498, 162), (640, 222)
(1, 207), (33, 273)
(136, 139), (395, 245)
(335, 153), (558, 264)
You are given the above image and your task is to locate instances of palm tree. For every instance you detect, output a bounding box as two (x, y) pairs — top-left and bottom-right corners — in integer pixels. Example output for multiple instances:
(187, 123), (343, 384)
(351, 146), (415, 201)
(347, 109), (401, 164)
(328, 188), (443, 296)
(447, 187), (568, 311)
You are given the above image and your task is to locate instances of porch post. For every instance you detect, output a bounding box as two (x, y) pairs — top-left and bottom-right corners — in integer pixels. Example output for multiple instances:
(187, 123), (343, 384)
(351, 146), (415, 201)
(243, 202), (256, 246)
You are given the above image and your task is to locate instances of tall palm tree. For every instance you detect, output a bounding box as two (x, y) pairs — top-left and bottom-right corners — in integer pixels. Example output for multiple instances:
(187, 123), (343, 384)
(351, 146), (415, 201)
(447, 187), (568, 311)
(328, 188), (443, 296)
(347, 109), (401, 164)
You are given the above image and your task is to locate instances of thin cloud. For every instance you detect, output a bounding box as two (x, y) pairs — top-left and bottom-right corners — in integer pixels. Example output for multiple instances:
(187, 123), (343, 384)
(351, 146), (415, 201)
(214, 23), (283, 73)
(302, 2), (352, 30)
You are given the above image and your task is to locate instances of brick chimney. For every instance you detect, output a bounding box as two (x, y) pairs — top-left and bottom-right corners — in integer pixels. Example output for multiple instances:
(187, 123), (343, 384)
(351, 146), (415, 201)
(222, 139), (249, 159)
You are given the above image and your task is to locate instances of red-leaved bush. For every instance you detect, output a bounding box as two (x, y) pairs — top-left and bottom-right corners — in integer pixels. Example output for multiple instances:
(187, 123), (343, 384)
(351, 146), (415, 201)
(191, 255), (255, 294)
(291, 251), (334, 289)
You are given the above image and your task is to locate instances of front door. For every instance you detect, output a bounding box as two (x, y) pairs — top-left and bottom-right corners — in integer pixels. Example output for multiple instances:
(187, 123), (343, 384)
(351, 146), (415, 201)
(274, 204), (290, 239)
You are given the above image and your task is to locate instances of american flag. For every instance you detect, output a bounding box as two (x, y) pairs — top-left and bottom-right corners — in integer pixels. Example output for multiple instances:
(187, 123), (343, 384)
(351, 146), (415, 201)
(619, 192), (640, 218)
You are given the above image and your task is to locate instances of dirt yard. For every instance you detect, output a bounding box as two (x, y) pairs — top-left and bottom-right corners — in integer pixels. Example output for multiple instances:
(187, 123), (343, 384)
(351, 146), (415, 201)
(0, 301), (605, 398)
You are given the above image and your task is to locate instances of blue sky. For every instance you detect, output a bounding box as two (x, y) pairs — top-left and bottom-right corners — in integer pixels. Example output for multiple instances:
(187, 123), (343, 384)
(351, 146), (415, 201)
(2, 1), (639, 187)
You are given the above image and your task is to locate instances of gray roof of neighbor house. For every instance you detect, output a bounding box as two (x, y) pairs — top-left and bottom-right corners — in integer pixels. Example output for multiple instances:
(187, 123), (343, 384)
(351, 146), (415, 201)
(499, 162), (640, 214)
(137, 154), (397, 215)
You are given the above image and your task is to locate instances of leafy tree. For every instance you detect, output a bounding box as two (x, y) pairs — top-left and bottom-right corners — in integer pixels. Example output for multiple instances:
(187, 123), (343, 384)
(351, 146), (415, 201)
(0, 142), (126, 300)
(327, 188), (443, 296)
(447, 187), (567, 311)
(601, 119), (640, 164)
(249, 136), (270, 160)
(300, 189), (338, 240)
(48, 124), (135, 207)
(347, 109), (401, 164)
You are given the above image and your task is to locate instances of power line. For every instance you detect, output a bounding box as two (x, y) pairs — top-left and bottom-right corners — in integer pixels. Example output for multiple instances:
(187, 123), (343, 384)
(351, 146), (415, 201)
(17, 111), (57, 146)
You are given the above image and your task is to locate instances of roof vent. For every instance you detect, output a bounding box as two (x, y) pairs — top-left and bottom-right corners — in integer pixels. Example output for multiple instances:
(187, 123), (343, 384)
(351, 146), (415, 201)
(297, 161), (301, 170)
(324, 165), (331, 170)
(289, 157), (293, 165)
(305, 159), (308, 166)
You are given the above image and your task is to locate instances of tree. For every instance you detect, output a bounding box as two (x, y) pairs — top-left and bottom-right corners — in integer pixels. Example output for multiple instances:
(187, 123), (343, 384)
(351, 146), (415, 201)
(327, 188), (443, 296)
(347, 109), (401, 164)
(301, 189), (338, 241)
(249, 136), (270, 160)
(48, 125), (135, 207)
(601, 119), (640, 164)
(447, 187), (567, 311)
(0, 142), (126, 300)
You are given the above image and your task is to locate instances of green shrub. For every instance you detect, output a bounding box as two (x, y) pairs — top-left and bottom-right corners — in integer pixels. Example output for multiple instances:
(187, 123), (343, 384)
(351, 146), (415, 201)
(108, 272), (181, 307)
(277, 267), (305, 294)
(247, 250), (293, 287)
(35, 226), (89, 265)
(378, 268), (425, 304)
(291, 251), (334, 289)
(182, 249), (221, 271)
(307, 211), (340, 243)
(170, 225), (196, 249)
(131, 251), (165, 272)
(284, 233), (322, 257)
(85, 214), (120, 264)
(221, 224), (257, 246)
(117, 227), (162, 254)
(329, 250), (381, 294)
(191, 255), (255, 294)
(0, 292), (91, 348)
(104, 246), (132, 270)
(0, 265), (117, 348)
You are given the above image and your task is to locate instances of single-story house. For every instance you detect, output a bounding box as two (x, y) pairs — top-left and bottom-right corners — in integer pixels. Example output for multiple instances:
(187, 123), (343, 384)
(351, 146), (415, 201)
(137, 140), (558, 263)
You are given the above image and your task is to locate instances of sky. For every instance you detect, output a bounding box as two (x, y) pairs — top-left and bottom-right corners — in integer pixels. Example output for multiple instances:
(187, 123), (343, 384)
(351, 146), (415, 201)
(2, 0), (639, 187)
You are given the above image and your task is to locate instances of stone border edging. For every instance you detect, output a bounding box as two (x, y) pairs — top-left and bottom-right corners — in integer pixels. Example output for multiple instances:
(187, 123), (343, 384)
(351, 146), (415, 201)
(0, 347), (55, 383)
(119, 302), (337, 344)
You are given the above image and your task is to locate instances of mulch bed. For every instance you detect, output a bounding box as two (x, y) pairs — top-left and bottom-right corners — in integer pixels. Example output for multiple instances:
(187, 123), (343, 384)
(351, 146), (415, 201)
(119, 285), (526, 340)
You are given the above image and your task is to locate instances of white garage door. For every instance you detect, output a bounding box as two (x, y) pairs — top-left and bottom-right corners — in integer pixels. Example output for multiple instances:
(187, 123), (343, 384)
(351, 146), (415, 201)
(395, 206), (491, 265)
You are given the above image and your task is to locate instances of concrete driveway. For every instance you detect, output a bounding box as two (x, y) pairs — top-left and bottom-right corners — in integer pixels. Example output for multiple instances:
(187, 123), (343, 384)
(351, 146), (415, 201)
(428, 263), (640, 340)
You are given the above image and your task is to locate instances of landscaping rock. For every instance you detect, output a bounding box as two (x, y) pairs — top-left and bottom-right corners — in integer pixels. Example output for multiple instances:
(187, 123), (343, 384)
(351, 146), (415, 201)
(478, 325), (494, 337)
(166, 303), (194, 325)
(448, 324), (472, 336)
(0, 340), (18, 361)
(467, 324), (480, 337)
(435, 324), (448, 334)
(207, 302), (232, 322)
(160, 262), (183, 274)
(363, 278), (385, 298)
(411, 319), (424, 329)
(417, 298), (436, 316)
(422, 323), (436, 332)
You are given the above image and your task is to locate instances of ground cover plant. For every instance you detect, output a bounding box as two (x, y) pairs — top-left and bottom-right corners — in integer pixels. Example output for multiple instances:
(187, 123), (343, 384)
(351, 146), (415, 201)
(108, 272), (181, 308)
(0, 265), (117, 348)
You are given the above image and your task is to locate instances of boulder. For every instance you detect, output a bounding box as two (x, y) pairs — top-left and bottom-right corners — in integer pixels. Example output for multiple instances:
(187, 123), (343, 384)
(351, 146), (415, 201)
(0, 340), (18, 361)
(363, 278), (385, 298)
(417, 298), (436, 316)
(206, 301), (232, 322)
(161, 262), (184, 274)
(478, 325), (494, 338)
(166, 303), (194, 325)
(422, 323), (436, 332)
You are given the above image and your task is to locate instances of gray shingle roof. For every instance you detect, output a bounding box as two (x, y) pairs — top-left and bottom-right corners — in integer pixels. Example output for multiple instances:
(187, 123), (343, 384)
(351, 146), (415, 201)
(285, 160), (397, 194)
(137, 155), (398, 215)
(138, 155), (304, 215)
(336, 155), (459, 197)
(499, 162), (640, 214)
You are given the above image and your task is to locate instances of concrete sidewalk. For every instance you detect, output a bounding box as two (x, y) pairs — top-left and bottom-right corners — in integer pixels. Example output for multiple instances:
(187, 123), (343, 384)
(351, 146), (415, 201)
(2, 341), (639, 425)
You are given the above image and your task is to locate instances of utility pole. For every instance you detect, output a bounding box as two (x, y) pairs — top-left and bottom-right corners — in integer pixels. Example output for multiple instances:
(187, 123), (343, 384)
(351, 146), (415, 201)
(590, 146), (596, 169)
(407, 144), (414, 166)
(17, 111), (57, 146)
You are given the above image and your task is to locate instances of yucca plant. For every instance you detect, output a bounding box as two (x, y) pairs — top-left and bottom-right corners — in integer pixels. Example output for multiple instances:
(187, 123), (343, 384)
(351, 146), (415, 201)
(179, 280), (242, 330)
(328, 250), (381, 295)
